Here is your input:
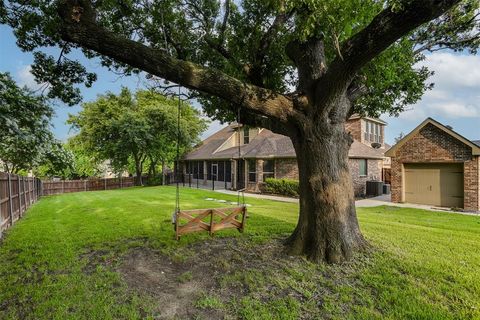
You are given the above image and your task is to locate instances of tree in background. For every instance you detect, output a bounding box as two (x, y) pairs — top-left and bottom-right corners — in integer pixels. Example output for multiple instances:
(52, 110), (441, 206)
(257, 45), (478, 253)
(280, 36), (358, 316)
(68, 88), (207, 185)
(2, 0), (478, 262)
(394, 132), (406, 144)
(0, 72), (55, 173)
(34, 141), (74, 179)
(138, 90), (208, 183)
(33, 139), (102, 179)
(64, 138), (102, 179)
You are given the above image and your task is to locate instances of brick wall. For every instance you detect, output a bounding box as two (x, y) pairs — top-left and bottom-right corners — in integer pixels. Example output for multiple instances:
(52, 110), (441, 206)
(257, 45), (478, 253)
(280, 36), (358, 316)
(273, 157), (382, 197)
(464, 156), (480, 211)
(275, 158), (299, 180)
(345, 118), (362, 142)
(349, 158), (383, 196)
(390, 123), (479, 211)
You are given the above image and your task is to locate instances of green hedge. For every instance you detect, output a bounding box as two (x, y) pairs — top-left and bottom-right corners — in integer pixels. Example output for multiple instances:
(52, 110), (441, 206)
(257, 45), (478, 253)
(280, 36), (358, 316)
(263, 178), (299, 197)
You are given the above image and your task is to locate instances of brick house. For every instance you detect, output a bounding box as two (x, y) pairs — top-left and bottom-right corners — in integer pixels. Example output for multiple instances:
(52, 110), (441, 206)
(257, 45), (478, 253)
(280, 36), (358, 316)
(385, 118), (480, 212)
(182, 116), (389, 197)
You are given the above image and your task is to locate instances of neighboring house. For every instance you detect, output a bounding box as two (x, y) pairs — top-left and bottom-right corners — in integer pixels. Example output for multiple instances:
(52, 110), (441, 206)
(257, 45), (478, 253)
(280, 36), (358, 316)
(182, 116), (389, 197)
(385, 118), (480, 212)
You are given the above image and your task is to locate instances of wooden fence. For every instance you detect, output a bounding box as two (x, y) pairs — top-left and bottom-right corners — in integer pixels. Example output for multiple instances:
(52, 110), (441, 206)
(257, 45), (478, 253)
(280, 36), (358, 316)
(0, 172), (41, 237)
(41, 176), (146, 195)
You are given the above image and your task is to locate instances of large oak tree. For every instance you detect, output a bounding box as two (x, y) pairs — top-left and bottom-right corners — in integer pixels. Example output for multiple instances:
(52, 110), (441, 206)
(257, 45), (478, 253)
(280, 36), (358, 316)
(1, 0), (479, 262)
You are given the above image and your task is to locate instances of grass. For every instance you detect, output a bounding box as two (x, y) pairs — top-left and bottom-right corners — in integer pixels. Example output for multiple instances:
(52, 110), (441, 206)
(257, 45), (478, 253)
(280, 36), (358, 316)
(0, 186), (479, 319)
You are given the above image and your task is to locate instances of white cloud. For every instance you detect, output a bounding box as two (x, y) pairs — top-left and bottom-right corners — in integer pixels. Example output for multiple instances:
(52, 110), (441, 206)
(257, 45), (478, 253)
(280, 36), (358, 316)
(423, 52), (480, 89)
(16, 64), (45, 91)
(384, 51), (480, 144)
(430, 102), (480, 118)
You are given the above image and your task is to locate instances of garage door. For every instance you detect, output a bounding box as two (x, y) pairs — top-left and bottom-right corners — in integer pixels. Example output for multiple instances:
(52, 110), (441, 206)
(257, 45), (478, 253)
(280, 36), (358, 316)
(404, 163), (464, 208)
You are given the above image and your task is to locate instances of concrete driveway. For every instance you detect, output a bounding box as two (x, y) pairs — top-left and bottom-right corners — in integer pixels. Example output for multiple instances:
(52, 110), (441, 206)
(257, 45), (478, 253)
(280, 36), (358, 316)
(356, 194), (478, 216)
(215, 189), (478, 216)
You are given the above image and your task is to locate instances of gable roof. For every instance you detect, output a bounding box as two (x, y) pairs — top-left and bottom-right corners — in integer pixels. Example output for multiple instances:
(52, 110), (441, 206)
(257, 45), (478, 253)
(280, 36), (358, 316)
(185, 124), (386, 160)
(385, 117), (480, 157)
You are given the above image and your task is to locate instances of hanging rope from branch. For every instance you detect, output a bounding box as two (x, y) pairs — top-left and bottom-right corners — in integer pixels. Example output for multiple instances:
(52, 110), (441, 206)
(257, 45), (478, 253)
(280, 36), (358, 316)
(175, 85), (181, 214)
(236, 106), (245, 206)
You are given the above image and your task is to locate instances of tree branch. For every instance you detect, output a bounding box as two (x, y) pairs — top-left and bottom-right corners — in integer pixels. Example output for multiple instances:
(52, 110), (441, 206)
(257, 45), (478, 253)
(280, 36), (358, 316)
(323, 0), (462, 91)
(249, 4), (294, 86)
(57, 0), (295, 124)
(218, 0), (231, 46)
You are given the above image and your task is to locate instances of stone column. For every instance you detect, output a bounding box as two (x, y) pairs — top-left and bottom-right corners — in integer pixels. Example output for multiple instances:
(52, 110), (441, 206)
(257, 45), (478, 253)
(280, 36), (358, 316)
(256, 159), (264, 192)
(257, 159), (264, 183)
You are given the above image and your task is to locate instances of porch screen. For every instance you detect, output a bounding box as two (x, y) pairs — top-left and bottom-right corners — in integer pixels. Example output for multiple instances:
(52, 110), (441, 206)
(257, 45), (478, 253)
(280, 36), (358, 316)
(218, 161), (225, 181)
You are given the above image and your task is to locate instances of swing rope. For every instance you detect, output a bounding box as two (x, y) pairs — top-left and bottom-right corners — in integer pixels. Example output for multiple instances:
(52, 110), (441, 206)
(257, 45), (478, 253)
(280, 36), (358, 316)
(175, 85), (181, 214)
(237, 106), (245, 207)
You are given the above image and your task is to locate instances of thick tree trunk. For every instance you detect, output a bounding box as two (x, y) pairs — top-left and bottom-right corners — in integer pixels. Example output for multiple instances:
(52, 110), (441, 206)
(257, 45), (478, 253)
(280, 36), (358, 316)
(285, 117), (366, 263)
(161, 160), (166, 185)
(133, 154), (143, 186)
(135, 164), (143, 186)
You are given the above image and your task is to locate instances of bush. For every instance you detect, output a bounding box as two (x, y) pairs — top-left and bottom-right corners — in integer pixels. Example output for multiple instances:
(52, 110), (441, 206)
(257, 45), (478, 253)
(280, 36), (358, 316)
(145, 174), (164, 186)
(263, 178), (299, 197)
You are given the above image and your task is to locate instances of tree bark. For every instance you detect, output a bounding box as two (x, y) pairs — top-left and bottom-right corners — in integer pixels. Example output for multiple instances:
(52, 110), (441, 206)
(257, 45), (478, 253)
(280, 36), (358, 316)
(285, 113), (366, 263)
(133, 154), (143, 186)
(161, 160), (166, 186)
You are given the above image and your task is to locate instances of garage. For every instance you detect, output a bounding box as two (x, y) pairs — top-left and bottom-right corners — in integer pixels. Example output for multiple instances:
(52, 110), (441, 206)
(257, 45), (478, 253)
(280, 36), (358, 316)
(387, 118), (480, 212)
(404, 163), (464, 208)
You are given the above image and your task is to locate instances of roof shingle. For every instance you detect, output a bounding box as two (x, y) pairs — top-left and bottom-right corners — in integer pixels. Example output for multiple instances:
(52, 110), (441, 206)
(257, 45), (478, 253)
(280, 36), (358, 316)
(184, 124), (386, 160)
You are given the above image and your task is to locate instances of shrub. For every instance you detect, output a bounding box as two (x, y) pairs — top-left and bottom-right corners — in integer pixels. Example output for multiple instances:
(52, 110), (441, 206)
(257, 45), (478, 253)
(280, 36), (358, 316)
(145, 174), (164, 186)
(263, 178), (299, 197)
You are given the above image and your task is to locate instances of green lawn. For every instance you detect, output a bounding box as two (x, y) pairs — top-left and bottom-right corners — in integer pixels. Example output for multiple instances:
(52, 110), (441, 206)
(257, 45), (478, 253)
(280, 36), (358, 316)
(0, 186), (479, 319)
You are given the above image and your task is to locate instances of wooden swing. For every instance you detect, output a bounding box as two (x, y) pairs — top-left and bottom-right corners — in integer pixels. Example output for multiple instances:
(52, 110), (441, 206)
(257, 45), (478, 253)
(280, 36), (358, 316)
(172, 87), (247, 239)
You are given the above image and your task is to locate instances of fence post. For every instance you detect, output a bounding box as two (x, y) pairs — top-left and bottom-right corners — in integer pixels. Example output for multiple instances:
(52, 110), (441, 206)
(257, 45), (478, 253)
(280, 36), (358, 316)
(120, 176), (122, 189)
(33, 177), (36, 202)
(104, 177), (107, 190)
(7, 173), (13, 226)
(23, 177), (27, 208)
(27, 178), (31, 205)
(62, 180), (65, 194)
(18, 175), (22, 217)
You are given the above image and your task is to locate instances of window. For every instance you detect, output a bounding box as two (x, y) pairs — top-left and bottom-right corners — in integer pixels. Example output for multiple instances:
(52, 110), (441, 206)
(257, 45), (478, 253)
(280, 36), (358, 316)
(369, 121), (374, 141)
(248, 159), (256, 182)
(359, 159), (368, 176)
(263, 160), (275, 181)
(364, 121), (383, 143)
(243, 126), (250, 144)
